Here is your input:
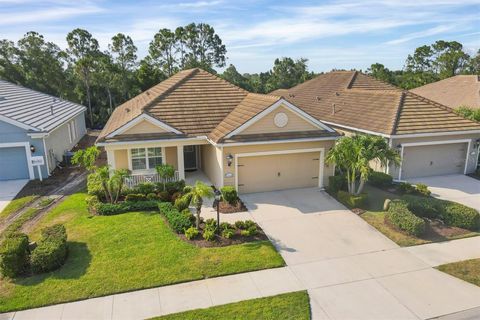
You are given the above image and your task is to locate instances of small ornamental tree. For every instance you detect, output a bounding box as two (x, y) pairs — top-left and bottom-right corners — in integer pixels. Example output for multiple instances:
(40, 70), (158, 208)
(72, 146), (100, 172)
(156, 164), (175, 191)
(95, 166), (130, 203)
(183, 181), (214, 228)
(326, 135), (400, 195)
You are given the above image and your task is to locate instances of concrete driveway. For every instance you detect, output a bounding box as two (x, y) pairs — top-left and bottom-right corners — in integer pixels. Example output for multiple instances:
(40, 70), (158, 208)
(243, 188), (480, 320)
(409, 174), (480, 211)
(0, 179), (28, 213)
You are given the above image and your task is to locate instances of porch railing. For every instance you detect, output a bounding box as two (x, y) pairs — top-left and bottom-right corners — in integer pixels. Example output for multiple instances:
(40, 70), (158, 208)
(124, 171), (180, 189)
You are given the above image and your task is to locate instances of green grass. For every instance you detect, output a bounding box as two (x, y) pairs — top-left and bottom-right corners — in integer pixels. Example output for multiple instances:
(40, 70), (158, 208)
(0, 195), (38, 220)
(0, 193), (285, 312)
(437, 259), (480, 287)
(152, 291), (311, 320)
(2, 207), (39, 238)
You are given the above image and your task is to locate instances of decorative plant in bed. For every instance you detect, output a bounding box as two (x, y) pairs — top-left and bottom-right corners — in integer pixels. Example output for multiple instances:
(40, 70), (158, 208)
(217, 186), (248, 213)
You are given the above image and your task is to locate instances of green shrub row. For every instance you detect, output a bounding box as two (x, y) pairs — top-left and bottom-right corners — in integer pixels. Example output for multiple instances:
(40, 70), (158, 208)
(174, 194), (192, 212)
(328, 175), (347, 194)
(30, 224), (68, 274)
(387, 200), (425, 236)
(337, 190), (368, 208)
(220, 186), (238, 205)
(368, 171), (393, 188)
(0, 233), (30, 278)
(96, 200), (159, 215)
(397, 182), (431, 197)
(158, 202), (194, 233)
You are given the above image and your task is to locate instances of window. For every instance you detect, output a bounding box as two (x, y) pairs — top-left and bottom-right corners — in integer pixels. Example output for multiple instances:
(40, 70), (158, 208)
(131, 147), (163, 171)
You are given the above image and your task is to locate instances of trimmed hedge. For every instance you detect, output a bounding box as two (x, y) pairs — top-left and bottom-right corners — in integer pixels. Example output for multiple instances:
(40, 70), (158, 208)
(402, 195), (440, 219)
(387, 200), (425, 236)
(159, 202), (194, 233)
(134, 182), (156, 195)
(368, 171), (393, 187)
(174, 194), (191, 212)
(30, 224), (68, 274)
(220, 186), (238, 205)
(96, 200), (159, 216)
(125, 193), (147, 202)
(337, 191), (368, 208)
(442, 202), (480, 231)
(0, 233), (30, 278)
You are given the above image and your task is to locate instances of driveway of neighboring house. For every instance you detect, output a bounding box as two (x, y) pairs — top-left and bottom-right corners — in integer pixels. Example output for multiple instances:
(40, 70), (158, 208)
(0, 179), (28, 213)
(242, 188), (480, 320)
(409, 174), (480, 211)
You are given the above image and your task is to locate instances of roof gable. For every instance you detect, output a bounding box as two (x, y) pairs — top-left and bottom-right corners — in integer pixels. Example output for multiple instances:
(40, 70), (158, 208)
(106, 113), (182, 139)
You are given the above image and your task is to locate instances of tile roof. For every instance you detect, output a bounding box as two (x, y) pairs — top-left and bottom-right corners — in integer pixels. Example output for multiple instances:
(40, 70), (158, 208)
(274, 71), (480, 136)
(98, 68), (249, 142)
(410, 75), (480, 109)
(0, 80), (86, 132)
(222, 130), (338, 143)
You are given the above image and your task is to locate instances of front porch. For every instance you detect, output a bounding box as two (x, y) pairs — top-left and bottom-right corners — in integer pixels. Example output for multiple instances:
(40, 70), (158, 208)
(105, 141), (216, 188)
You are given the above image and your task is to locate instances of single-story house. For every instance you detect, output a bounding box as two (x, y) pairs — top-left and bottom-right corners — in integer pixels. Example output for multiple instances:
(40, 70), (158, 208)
(410, 75), (480, 109)
(97, 68), (480, 194)
(0, 80), (87, 181)
(272, 71), (480, 180)
(96, 68), (339, 194)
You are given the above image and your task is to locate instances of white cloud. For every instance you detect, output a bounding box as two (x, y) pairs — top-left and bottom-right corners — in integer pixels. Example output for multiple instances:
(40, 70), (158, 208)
(386, 25), (459, 45)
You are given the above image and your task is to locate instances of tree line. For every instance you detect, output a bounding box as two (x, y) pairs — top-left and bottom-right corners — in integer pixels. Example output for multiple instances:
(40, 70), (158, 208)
(1, 26), (478, 128)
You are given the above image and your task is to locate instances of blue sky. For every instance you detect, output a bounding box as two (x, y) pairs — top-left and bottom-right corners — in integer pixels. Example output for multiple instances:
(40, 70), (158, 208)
(1, 0), (479, 73)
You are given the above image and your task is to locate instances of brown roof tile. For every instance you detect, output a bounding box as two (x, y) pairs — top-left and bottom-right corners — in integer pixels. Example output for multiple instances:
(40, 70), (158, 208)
(222, 130), (338, 143)
(411, 75), (480, 109)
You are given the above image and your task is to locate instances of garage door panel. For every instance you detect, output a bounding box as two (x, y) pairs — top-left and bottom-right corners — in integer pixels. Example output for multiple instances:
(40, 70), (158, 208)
(238, 152), (319, 194)
(402, 143), (467, 179)
(0, 147), (29, 180)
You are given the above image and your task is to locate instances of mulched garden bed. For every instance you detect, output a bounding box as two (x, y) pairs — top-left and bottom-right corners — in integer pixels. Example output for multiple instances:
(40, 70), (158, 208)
(218, 199), (248, 214)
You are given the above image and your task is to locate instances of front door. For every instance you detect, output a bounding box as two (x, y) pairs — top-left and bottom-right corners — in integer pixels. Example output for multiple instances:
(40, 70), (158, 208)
(184, 145), (197, 170)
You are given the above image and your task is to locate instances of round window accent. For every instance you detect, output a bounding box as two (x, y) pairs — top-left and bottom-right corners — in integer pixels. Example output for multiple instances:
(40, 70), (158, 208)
(274, 112), (288, 128)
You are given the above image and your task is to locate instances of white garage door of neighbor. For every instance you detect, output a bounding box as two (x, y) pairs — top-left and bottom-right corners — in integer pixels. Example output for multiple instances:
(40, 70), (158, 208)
(237, 152), (320, 194)
(402, 143), (468, 179)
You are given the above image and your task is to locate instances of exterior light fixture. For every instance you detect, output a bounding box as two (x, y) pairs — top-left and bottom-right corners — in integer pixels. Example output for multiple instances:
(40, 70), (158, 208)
(396, 144), (402, 150)
(226, 154), (233, 167)
(30, 145), (36, 153)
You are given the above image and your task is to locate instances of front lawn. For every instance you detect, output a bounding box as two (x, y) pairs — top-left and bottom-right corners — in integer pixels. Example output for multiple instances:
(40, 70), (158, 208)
(0, 195), (37, 220)
(360, 185), (479, 247)
(152, 291), (311, 320)
(0, 193), (284, 312)
(437, 259), (480, 287)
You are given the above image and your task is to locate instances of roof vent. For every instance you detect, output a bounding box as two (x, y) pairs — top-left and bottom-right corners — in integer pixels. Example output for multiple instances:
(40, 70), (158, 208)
(289, 93), (295, 98)
(50, 98), (58, 115)
(0, 96), (5, 101)
(125, 108), (130, 113)
(146, 91), (150, 96)
(316, 96), (321, 101)
(335, 92), (340, 96)
(332, 103), (336, 115)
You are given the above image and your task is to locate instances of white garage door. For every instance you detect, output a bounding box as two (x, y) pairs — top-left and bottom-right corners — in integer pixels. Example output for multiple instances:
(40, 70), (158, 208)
(237, 152), (320, 194)
(402, 143), (467, 179)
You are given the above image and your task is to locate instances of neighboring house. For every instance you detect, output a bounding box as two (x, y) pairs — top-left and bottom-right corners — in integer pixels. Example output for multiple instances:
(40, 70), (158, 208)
(96, 68), (339, 194)
(0, 80), (87, 181)
(273, 71), (480, 180)
(411, 75), (480, 109)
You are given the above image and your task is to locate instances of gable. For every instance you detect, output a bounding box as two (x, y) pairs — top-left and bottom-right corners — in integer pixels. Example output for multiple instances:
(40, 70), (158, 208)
(242, 105), (319, 134)
(122, 119), (168, 135)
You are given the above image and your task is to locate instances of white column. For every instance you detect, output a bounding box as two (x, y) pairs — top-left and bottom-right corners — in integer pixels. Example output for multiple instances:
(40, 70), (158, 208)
(106, 149), (115, 170)
(177, 145), (185, 180)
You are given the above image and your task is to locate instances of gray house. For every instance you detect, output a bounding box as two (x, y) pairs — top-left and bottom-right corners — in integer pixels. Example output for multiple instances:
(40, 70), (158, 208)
(0, 80), (87, 181)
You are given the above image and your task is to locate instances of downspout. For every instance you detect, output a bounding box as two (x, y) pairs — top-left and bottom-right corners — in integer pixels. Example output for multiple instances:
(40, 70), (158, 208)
(42, 137), (51, 176)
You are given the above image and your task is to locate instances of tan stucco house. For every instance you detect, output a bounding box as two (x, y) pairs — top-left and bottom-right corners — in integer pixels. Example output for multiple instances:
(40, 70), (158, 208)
(273, 71), (480, 180)
(97, 69), (480, 193)
(96, 68), (339, 194)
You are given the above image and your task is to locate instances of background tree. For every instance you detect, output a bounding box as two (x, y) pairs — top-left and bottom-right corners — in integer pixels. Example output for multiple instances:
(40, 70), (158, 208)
(149, 29), (178, 77)
(109, 33), (137, 100)
(66, 28), (100, 126)
(221, 64), (251, 90)
(0, 39), (24, 84)
(265, 57), (313, 92)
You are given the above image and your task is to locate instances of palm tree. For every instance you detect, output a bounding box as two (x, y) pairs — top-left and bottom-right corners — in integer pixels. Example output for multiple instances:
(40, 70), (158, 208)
(183, 181), (214, 228)
(95, 166), (130, 203)
(326, 135), (400, 195)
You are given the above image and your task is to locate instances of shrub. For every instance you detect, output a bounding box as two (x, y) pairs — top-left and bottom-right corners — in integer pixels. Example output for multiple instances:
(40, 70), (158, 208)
(0, 233), (30, 278)
(184, 226), (199, 240)
(205, 218), (216, 229)
(203, 229), (216, 241)
(134, 182), (156, 195)
(398, 182), (416, 194)
(337, 191), (368, 208)
(30, 224), (68, 274)
(87, 173), (103, 197)
(174, 194), (191, 212)
(441, 203), (480, 231)
(401, 195), (439, 218)
(220, 186), (238, 205)
(166, 180), (186, 194)
(220, 222), (234, 230)
(125, 193), (147, 202)
(147, 193), (160, 201)
(85, 195), (100, 213)
(157, 191), (169, 202)
(240, 225), (257, 237)
(159, 203), (193, 233)
(221, 228), (235, 239)
(368, 171), (393, 188)
(415, 183), (431, 196)
(234, 221), (246, 229)
(97, 200), (158, 215)
(387, 200), (425, 236)
(171, 192), (183, 203)
(328, 175), (346, 194)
